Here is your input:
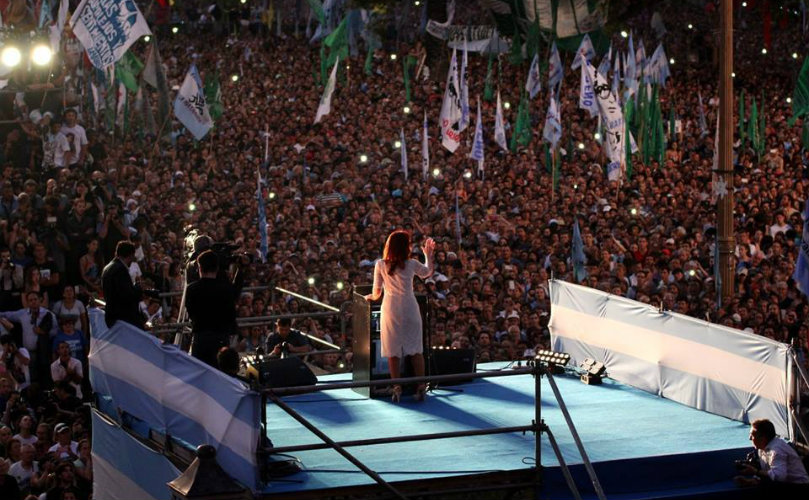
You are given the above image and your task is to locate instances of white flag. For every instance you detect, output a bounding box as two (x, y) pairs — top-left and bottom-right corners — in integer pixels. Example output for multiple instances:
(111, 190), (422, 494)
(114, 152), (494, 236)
(470, 99), (485, 177)
(400, 128), (408, 181)
(314, 58), (339, 124)
(422, 112), (430, 180)
(548, 41), (563, 92)
(525, 53), (542, 99)
(49, 0), (69, 53)
(173, 65), (213, 140)
(588, 62), (625, 179)
(543, 92), (561, 148)
(439, 48), (462, 152)
(571, 33), (595, 70)
(648, 43), (671, 86)
(459, 38), (470, 131)
(579, 61), (598, 118)
(115, 81), (126, 130)
(494, 90), (508, 151)
(70, 0), (152, 69)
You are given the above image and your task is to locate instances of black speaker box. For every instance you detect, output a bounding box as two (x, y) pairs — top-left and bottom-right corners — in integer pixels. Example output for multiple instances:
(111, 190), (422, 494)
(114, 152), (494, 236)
(429, 348), (476, 385)
(246, 356), (317, 388)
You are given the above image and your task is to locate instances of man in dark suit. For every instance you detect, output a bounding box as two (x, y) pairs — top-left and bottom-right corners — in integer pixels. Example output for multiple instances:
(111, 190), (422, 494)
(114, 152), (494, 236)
(185, 250), (238, 367)
(101, 241), (144, 329)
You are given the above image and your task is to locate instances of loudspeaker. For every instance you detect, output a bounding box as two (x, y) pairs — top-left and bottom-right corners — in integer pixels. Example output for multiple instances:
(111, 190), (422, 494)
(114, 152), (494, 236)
(246, 356), (317, 388)
(428, 348), (476, 385)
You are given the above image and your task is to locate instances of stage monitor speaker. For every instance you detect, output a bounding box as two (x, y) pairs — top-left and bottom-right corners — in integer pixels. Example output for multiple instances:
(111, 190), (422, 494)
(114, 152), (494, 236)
(246, 356), (317, 388)
(429, 348), (476, 385)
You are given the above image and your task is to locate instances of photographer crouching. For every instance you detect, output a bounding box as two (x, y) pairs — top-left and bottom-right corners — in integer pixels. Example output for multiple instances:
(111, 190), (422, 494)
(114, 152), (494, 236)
(734, 418), (809, 495)
(185, 250), (239, 368)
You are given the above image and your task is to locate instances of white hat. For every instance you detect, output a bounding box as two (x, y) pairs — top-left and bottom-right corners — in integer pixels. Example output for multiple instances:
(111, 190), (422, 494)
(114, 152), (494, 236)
(507, 311), (520, 319)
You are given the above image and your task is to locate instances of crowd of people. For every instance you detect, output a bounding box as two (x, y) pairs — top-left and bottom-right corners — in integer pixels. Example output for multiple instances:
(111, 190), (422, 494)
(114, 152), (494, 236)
(0, 0), (808, 496)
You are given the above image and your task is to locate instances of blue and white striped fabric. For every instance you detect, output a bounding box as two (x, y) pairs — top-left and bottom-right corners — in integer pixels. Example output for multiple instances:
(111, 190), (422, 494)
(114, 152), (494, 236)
(92, 409), (181, 500)
(549, 280), (792, 437)
(89, 310), (260, 489)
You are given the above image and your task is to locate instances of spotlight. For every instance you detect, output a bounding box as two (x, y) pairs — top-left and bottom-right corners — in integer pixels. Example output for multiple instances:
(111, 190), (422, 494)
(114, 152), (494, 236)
(535, 349), (571, 367)
(144, 35), (151, 43)
(580, 358), (606, 385)
(594, 132), (601, 141)
(761, 48), (767, 55)
(577, 142), (585, 150)
(463, 170), (473, 179)
(188, 203), (196, 211)
(503, 101), (511, 110)
(307, 277), (316, 286)
(172, 26), (179, 34)
(403, 106), (411, 114)
(793, 52), (800, 60)
(787, 97), (793, 103)
(336, 281), (344, 291)
(630, 207), (638, 215)
(620, 30), (628, 38)
(394, 140), (402, 149)
(390, 53), (397, 61)
(231, 74), (239, 82)
(432, 167), (441, 177)
(687, 23), (693, 30)
(268, 191), (276, 200)
(1, 46), (21, 68)
(359, 154), (368, 163)
(31, 45), (52, 66)
(669, 57), (675, 65)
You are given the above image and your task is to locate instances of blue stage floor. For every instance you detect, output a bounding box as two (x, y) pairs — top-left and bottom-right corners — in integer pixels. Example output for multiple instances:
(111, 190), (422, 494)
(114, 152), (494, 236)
(261, 363), (752, 499)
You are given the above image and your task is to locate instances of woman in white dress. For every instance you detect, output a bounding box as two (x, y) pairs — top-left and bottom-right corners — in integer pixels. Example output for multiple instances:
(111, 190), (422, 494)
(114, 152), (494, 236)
(365, 231), (435, 402)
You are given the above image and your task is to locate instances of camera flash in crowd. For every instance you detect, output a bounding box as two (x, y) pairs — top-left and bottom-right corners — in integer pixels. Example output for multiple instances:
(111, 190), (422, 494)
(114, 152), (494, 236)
(689, 270), (697, 277)
(231, 74), (239, 82)
(594, 132), (601, 141)
(761, 48), (767, 55)
(390, 54), (397, 61)
(631, 208), (638, 215)
(268, 192), (276, 200)
(787, 97), (793, 104)
(403, 106), (411, 114)
(359, 154), (368, 163)
(620, 30), (628, 38)
(577, 142), (585, 150)
(144, 35), (151, 43)
(463, 170), (473, 180)
(669, 58), (675, 65)
(394, 140), (402, 149)
(793, 52), (800, 59)
(336, 282), (344, 291)
(188, 203), (197, 212)
(172, 26), (179, 34)
(307, 277), (316, 286)
(503, 102), (511, 110)
(432, 168), (441, 178)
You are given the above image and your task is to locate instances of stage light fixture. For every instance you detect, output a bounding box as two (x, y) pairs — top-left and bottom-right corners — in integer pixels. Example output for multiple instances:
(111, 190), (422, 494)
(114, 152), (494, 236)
(535, 349), (570, 367)
(580, 358), (606, 385)
(1, 46), (21, 68)
(31, 44), (52, 66)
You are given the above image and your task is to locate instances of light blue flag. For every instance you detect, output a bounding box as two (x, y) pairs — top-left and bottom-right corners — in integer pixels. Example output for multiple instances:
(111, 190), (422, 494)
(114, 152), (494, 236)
(38, 0), (53, 28)
(612, 53), (621, 96)
(572, 219), (588, 283)
(526, 53), (542, 99)
(597, 43), (612, 79)
(459, 38), (470, 131)
(698, 91), (708, 137)
(571, 33), (595, 70)
(470, 99), (484, 177)
(793, 199), (809, 298)
(625, 34), (637, 95)
(548, 41), (563, 93)
(636, 38), (648, 82)
(648, 43), (670, 86)
(70, 0), (152, 69)
(173, 65), (213, 140)
(542, 91), (562, 148)
(257, 169), (268, 262)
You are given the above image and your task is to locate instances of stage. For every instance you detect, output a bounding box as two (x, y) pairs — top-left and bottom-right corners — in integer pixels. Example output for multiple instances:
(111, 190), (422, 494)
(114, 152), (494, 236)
(259, 362), (753, 499)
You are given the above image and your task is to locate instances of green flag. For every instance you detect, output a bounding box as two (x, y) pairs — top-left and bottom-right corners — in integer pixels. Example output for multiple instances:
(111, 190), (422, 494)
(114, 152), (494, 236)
(510, 93), (531, 152)
(544, 143), (552, 174)
(759, 90), (766, 155)
(306, 0), (326, 25)
(749, 98), (759, 153)
(115, 51), (143, 93)
(509, 28), (523, 65)
(204, 72), (224, 121)
(738, 90), (746, 145)
(668, 105), (676, 144)
(364, 44), (373, 75)
(324, 17), (349, 69)
(483, 51), (495, 102)
(403, 55), (417, 103)
(789, 56), (809, 126)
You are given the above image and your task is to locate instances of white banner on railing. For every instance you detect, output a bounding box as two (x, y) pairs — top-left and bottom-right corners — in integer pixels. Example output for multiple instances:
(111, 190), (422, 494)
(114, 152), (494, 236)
(549, 280), (792, 437)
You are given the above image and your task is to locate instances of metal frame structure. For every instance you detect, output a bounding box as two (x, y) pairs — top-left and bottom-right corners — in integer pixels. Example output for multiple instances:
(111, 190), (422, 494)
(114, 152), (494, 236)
(257, 363), (607, 500)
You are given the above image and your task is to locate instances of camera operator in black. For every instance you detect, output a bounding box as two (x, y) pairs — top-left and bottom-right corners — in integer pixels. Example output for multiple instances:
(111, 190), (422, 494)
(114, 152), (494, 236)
(101, 241), (144, 329)
(266, 318), (312, 358)
(185, 250), (238, 367)
(185, 234), (246, 291)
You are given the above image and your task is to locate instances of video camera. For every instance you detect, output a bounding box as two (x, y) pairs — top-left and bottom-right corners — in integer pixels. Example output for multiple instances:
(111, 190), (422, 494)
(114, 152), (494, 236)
(734, 451), (760, 471)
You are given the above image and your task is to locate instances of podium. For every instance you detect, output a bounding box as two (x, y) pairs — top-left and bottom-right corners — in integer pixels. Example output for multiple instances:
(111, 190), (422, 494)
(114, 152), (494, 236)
(351, 286), (430, 398)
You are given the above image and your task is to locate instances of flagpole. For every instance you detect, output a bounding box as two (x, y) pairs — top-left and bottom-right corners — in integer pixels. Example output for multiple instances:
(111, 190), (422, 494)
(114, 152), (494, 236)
(264, 125), (270, 162)
(718, 0), (735, 304)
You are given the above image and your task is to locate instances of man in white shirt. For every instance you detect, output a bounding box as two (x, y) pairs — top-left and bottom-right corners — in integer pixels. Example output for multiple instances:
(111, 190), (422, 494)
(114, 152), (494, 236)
(0, 335), (30, 391)
(736, 418), (809, 494)
(48, 422), (79, 459)
(8, 443), (38, 494)
(50, 341), (83, 399)
(59, 109), (88, 168)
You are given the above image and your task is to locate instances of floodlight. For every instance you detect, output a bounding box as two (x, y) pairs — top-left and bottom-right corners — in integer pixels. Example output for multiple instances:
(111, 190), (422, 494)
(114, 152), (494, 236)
(1, 46), (21, 68)
(535, 349), (571, 367)
(31, 45), (52, 66)
(580, 358), (606, 385)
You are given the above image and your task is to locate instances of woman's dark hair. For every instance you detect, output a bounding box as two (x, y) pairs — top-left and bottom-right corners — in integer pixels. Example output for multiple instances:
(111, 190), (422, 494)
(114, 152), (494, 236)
(383, 230), (410, 276)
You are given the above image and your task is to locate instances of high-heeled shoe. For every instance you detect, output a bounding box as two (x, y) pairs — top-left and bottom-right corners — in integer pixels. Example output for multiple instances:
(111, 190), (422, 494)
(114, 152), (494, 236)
(391, 385), (402, 403)
(414, 384), (427, 402)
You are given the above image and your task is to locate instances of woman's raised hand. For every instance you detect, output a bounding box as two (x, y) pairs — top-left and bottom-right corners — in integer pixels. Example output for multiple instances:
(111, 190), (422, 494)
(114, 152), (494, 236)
(422, 237), (436, 256)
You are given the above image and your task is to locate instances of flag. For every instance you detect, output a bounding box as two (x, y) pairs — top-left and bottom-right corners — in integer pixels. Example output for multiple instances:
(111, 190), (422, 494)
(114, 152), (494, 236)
(636, 39), (648, 81)
(421, 112), (429, 180)
(115, 51), (143, 93)
(459, 39), (470, 131)
(542, 92), (561, 148)
(470, 99), (484, 177)
(739, 90), (746, 145)
(790, 56), (809, 126)
(548, 41), (563, 93)
(612, 53), (621, 96)
(597, 43), (612, 79)
(70, 0), (151, 69)
(647, 43), (670, 86)
(400, 128), (408, 181)
(510, 93), (531, 152)
(204, 72), (224, 121)
(307, 0), (326, 25)
(625, 111), (633, 180)
(483, 50), (495, 102)
(403, 54), (417, 103)
(115, 81), (127, 132)
(455, 190), (462, 245)
(793, 200), (809, 298)
(494, 90), (508, 151)
(439, 48), (462, 152)
(572, 219), (587, 283)
(173, 65), (213, 140)
(257, 169), (268, 262)
(571, 33), (595, 70)
(48, 0), (69, 53)
(323, 17), (348, 74)
(526, 53), (542, 100)
(579, 60), (598, 118)
(588, 63), (625, 180)
(624, 34), (637, 95)
(698, 91), (708, 137)
(314, 57), (339, 123)
(38, 0), (52, 29)
(749, 97), (759, 153)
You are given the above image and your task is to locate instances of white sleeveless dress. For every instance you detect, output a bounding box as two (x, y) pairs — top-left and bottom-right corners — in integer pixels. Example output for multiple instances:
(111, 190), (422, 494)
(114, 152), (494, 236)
(372, 259), (431, 358)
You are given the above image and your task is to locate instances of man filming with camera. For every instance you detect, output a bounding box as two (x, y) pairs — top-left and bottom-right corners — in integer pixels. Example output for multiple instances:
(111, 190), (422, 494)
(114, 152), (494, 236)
(266, 318), (312, 358)
(185, 250), (238, 367)
(735, 418), (809, 494)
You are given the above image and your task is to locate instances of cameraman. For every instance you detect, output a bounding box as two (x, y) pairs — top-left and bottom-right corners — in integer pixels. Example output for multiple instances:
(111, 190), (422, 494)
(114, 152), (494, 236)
(185, 234), (246, 293)
(266, 318), (312, 358)
(185, 250), (238, 367)
(735, 418), (809, 493)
